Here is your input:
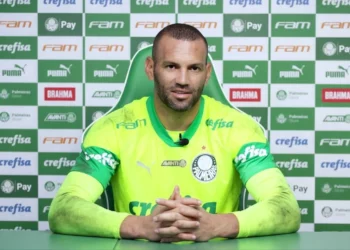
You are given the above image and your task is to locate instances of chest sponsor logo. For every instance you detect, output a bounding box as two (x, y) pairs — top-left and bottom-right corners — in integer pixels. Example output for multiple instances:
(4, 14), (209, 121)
(205, 119), (233, 130)
(44, 87), (76, 101)
(191, 153), (217, 182)
(322, 88), (350, 102)
(229, 88), (261, 102)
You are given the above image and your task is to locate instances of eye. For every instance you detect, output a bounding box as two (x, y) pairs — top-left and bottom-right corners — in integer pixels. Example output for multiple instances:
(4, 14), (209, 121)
(190, 66), (200, 71)
(166, 65), (176, 69)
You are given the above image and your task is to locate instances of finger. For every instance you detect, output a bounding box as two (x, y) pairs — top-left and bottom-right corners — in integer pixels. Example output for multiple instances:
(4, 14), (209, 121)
(174, 220), (200, 229)
(160, 233), (196, 243)
(156, 198), (201, 208)
(154, 212), (183, 223)
(155, 226), (180, 237)
(174, 185), (182, 200)
(178, 206), (202, 219)
(169, 186), (177, 200)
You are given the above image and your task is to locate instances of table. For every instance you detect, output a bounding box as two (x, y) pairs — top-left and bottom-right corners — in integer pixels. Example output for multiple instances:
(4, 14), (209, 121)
(0, 231), (349, 250)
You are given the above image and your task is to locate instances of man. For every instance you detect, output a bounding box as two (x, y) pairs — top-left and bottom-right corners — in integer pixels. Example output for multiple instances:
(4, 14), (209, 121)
(48, 23), (300, 243)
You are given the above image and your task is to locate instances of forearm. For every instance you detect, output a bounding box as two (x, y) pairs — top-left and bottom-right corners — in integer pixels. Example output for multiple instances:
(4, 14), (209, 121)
(48, 194), (129, 238)
(233, 168), (301, 238)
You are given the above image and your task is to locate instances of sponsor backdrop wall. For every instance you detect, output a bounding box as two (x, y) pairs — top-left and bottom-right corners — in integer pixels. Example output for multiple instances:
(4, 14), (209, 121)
(0, 0), (350, 232)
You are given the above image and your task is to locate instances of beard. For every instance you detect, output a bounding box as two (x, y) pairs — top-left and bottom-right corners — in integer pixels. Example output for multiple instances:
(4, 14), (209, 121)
(154, 71), (205, 112)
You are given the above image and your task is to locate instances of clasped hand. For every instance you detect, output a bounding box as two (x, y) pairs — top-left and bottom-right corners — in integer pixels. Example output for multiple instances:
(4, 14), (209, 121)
(147, 186), (216, 243)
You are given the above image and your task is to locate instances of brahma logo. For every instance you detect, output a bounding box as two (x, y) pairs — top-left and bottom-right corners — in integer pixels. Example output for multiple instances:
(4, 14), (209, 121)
(44, 87), (76, 101)
(275, 45), (310, 52)
(43, 137), (78, 144)
(228, 45), (263, 52)
(322, 88), (350, 102)
(42, 44), (77, 52)
(89, 44), (124, 52)
(0, 20), (32, 28)
(184, 22), (217, 29)
(135, 21), (170, 29)
(229, 88), (261, 102)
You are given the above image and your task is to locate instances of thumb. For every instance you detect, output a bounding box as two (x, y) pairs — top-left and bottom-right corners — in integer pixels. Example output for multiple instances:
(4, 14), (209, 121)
(174, 185), (182, 200)
(168, 186), (178, 200)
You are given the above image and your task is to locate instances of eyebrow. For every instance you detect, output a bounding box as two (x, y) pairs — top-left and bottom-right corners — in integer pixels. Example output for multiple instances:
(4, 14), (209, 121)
(162, 61), (205, 67)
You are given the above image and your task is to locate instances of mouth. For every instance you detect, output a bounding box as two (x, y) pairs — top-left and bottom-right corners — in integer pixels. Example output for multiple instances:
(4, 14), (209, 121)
(171, 90), (192, 100)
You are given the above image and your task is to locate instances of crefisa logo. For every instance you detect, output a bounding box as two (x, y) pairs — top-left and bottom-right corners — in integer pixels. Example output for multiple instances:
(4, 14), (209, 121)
(275, 136), (308, 147)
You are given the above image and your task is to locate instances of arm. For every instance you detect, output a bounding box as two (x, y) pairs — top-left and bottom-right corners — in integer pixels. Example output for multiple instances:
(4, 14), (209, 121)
(48, 171), (130, 238)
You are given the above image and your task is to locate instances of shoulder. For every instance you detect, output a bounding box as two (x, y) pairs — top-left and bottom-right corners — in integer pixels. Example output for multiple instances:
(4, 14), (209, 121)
(202, 95), (263, 132)
(84, 97), (148, 137)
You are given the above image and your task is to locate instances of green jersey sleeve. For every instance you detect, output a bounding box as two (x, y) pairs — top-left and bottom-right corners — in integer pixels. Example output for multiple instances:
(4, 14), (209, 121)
(233, 116), (276, 185)
(71, 116), (120, 189)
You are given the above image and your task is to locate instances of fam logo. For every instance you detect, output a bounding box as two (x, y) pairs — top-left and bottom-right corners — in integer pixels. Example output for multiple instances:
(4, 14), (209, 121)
(275, 136), (308, 147)
(44, 87), (76, 101)
(42, 44), (78, 52)
(43, 137), (78, 144)
(0, 20), (32, 28)
(0, 157), (32, 169)
(184, 21), (217, 29)
(321, 21), (350, 30)
(192, 153), (217, 182)
(89, 44), (124, 52)
(228, 44), (263, 52)
(322, 88), (350, 103)
(275, 45), (310, 53)
(275, 21), (311, 30)
(229, 88), (261, 102)
(320, 138), (350, 147)
(88, 21), (124, 29)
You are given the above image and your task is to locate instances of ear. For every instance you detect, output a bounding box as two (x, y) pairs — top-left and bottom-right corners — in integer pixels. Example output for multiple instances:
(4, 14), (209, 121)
(204, 62), (212, 86)
(145, 56), (154, 81)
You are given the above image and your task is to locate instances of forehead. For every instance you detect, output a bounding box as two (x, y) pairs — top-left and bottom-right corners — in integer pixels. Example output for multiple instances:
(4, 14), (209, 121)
(155, 35), (207, 63)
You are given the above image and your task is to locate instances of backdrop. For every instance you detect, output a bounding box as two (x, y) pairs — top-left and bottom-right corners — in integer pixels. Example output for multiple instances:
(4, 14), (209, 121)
(0, 0), (349, 232)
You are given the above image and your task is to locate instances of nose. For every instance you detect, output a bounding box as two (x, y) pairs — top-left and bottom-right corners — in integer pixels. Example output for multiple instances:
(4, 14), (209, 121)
(176, 68), (188, 86)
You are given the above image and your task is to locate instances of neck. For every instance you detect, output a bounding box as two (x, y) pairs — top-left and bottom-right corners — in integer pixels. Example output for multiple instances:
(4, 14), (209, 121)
(153, 94), (201, 131)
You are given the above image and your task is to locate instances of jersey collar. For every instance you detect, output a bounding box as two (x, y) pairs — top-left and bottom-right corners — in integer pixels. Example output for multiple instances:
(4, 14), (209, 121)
(146, 95), (205, 147)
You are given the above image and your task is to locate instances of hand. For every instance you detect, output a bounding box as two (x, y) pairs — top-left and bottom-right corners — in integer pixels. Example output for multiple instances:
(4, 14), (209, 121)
(154, 198), (216, 243)
(143, 186), (202, 242)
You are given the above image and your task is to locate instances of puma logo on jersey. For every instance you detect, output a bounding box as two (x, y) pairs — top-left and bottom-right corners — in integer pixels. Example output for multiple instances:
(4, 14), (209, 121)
(234, 145), (268, 164)
(137, 161), (151, 175)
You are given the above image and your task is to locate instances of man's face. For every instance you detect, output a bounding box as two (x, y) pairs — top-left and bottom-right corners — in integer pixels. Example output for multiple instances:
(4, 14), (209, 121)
(150, 36), (211, 112)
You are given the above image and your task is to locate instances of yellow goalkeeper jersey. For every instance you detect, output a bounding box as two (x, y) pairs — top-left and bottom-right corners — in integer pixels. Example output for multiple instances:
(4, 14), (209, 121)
(71, 95), (276, 216)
